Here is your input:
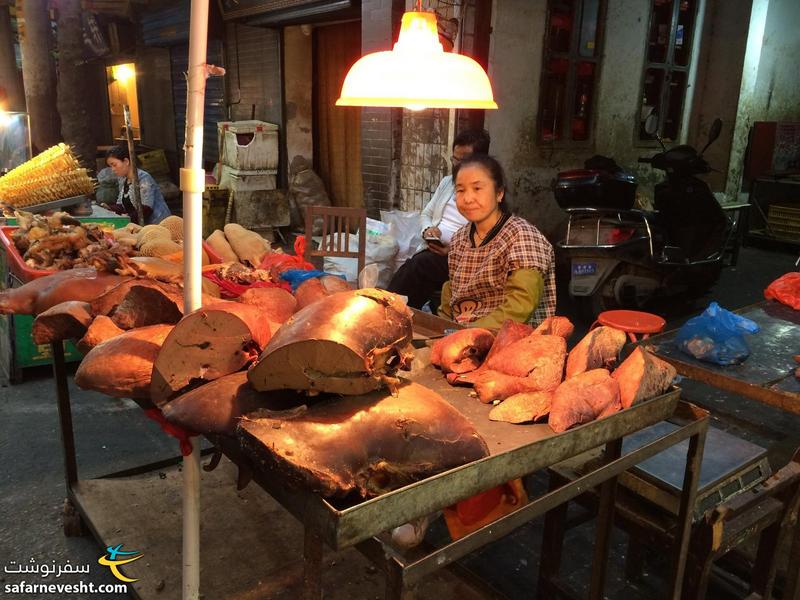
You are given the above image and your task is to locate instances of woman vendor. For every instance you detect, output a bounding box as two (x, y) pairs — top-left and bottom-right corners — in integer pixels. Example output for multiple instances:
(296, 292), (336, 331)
(439, 154), (556, 328)
(104, 146), (171, 225)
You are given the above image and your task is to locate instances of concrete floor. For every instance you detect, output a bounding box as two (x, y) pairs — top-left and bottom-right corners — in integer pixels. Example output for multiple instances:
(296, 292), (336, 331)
(1, 245), (799, 599)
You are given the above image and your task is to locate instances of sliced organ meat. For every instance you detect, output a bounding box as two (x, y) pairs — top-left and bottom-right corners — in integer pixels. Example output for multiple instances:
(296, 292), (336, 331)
(0, 269), (129, 315)
(248, 289), (413, 396)
(489, 391), (553, 424)
(549, 369), (621, 433)
(110, 283), (186, 329)
(31, 301), (93, 345)
(431, 328), (494, 374)
(533, 316), (575, 340)
(612, 347), (676, 408)
(75, 324), (173, 399)
(238, 381), (489, 498)
(565, 326), (627, 379)
(150, 302), (272, 406)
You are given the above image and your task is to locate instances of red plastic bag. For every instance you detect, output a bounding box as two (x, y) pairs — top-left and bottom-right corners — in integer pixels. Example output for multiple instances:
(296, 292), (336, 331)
(202, 272), (291, 299)
(258, 236), (315, 273)
(764, 272), (800, 310)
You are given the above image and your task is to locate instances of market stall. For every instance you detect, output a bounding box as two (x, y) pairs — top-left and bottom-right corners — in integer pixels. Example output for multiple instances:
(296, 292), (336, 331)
(0, 251), (714, 598)
(640, 299), (800, 414)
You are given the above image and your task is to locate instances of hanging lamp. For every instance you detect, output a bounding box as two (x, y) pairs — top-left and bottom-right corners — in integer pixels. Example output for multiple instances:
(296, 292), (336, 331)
(336, 2), (497, 111)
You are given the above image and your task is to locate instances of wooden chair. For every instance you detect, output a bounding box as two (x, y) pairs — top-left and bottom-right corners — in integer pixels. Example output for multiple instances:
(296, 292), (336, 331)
(304, 205), (367, 277)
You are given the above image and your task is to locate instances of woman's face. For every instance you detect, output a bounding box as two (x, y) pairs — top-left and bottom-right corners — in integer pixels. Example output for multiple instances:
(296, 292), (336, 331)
(107, 156), (130, 178)
(455, 163), (504, 224)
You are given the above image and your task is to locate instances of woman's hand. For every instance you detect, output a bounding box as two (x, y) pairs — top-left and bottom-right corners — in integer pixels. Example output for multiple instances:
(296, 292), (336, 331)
(427, 240), (450, 256)
(422, 226), (442, 239)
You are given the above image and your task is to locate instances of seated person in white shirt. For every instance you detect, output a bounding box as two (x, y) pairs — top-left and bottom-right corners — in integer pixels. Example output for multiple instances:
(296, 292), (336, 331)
(387, 129), (490, 309)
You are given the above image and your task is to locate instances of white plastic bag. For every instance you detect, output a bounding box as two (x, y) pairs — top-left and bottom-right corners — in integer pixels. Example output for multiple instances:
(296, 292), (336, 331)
(381, 209), (423, 273)
(323, 224), (398, 288)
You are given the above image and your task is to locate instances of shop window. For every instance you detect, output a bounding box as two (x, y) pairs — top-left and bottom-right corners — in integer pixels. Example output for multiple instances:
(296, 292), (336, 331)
(538, 0), (604, 144)
(639, 0), (697, 141)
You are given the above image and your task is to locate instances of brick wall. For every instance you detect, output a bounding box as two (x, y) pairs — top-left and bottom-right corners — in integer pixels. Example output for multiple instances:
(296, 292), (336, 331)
(360, 0), (405, 216)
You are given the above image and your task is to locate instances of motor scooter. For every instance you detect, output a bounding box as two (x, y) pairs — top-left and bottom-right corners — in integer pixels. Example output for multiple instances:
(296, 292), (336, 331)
(556, 117), (732, 318)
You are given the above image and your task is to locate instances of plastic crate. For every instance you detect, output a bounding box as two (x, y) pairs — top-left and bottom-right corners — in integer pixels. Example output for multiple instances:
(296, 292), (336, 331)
(136, 149), (170, 177)
(767, 204), (800, 240)
(218, 165), (277, 191)
(217, 120), (279, 170)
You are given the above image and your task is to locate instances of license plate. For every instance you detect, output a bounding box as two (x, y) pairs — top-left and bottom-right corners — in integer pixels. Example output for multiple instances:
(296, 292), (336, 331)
(572, 262), (597, 276)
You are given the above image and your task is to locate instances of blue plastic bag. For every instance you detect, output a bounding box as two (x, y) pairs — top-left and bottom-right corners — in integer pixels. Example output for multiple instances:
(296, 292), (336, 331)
(674, 302), (760, 365)
(279, 269), (346, 292)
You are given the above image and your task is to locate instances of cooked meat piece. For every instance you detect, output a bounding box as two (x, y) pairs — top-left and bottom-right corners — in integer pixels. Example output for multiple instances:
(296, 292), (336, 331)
(150, 302), (272, 406)
(238, 381), (489, 498)
(431, 328), (495, 374)
(565, 326), (627, 379)
(248, 289), (413, 396)
(76, 315), (124, 354)
(489, 391), (553, 424)
(549, 369), (621, 433)
(449, 320), (533, 386)
(162, 372), (308, 437)
(75, 324), (173, 399)
(532, 316), (575, 340)
(612, 347), (676, 408)
(473, 370), (543, 404)
(486, 334), (566, 389)
(31, 301), (93, 344)
(0, 269), (130, 315)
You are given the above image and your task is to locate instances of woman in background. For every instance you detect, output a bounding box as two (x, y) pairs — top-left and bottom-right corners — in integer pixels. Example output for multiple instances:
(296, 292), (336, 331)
(104, 145), (170, 225)
(439, 154), (556, 328)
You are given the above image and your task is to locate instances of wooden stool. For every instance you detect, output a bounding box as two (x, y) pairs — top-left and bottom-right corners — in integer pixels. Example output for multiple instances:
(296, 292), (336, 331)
(591, 309), (666, 343)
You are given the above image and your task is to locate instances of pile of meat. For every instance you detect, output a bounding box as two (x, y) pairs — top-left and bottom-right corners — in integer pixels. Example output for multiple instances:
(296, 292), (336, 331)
(10, 211), (138, 272)
(3, 269), (489, 499)
(431, 317), (676, 432)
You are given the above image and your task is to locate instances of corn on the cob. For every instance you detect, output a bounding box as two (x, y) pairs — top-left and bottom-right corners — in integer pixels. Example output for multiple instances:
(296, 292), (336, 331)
(0, 144), (96, 208)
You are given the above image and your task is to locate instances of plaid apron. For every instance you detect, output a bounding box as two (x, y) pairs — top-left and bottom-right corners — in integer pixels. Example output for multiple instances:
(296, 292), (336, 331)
(447, 215), (557, 326)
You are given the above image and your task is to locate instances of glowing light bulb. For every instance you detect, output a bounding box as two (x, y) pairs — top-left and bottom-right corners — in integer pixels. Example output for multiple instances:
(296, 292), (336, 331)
(337, 11), (497, 110)
(112, 64), (134, 84)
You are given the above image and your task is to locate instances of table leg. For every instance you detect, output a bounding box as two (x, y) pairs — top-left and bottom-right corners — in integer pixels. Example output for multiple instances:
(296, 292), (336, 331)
(589, 438), (623, 600)
(537, 472), (569, 597)
(669, 426), (707, 600)
(52, 342), (78, 489)
(385, 555), (406, 600)
(302, 527), (324, 600)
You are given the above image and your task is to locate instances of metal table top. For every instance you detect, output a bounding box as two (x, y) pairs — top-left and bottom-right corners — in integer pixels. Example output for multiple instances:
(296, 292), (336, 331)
(238, 347), (682, 550)
(640, 300), (800, 414)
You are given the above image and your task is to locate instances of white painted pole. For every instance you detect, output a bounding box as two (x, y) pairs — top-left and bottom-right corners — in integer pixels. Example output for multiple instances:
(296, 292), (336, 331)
(181, 1), (209, 598)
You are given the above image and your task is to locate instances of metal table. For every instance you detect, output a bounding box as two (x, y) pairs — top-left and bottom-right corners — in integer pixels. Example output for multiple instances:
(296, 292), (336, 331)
(640, 299), (800, 414)
(46, 321), (707, 600)
(234, 347), (710, 600)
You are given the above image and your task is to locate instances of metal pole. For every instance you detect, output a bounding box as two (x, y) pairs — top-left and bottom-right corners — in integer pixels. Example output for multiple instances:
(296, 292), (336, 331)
(181, 1), (209, 598)
(123, 105), (144, 225)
